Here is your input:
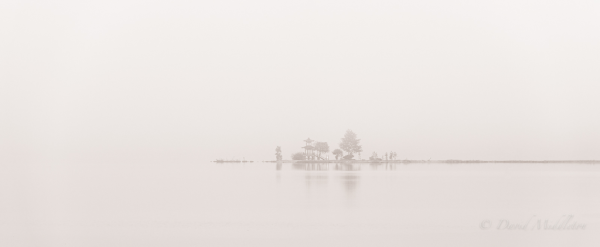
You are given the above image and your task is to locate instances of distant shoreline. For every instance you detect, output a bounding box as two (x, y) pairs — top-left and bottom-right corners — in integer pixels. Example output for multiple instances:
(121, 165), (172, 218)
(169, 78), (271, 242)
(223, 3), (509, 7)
(260, 160), (600, 164)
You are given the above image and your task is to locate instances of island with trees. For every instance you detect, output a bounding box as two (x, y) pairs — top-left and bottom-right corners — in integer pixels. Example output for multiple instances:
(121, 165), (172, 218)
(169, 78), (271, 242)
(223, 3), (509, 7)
(213, 130), (600, 164)
(264, 130), (600, 164)
(271, 130), (403, 163)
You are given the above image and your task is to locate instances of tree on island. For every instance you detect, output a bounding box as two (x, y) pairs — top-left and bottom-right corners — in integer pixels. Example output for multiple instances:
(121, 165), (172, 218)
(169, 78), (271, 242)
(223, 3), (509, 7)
(339, 130), (362, 159)
(390, 151), (396, 160)
(332, 149), (343, 160)
(343, 154), (354, 160)
(291, 152), (306, 160)
(315, 142), (330, 160)
(275, 146), (282, 161)
(370, 152), (382, 161)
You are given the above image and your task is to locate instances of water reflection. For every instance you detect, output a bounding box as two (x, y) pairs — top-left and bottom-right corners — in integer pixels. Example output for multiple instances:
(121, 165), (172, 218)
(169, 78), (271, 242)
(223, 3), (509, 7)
(334, 163), (361, 171)
(276, 163), (402, 204)
(275, 163), (282, 183)
(282, 163), (363, 204)
(369, 162), (397, 170)
(339, 173), (359, 200)
(292, 163), (330, 171)
(289, 163), (371, 171)
(305, 173), (328, 188)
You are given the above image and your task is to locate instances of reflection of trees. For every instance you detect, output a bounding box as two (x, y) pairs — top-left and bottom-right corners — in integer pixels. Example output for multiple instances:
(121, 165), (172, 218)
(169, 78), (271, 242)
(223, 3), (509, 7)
(275, 163), (282, 183)
(369, 162), (380, 170)
(292, 163), (330, 171)
(339, 173), (359, 199)
(286, 163), (398, 171)
(305, 173), (328, 188)
(334, 165), (360, 203)
(281, 163), (361, 205)
(333, 163), (361, 171)
(368, 162), (397, 170)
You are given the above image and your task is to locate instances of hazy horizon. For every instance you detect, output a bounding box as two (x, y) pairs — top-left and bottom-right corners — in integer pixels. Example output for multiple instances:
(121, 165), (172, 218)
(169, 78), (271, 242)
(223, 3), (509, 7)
(2, 0), (599, 164)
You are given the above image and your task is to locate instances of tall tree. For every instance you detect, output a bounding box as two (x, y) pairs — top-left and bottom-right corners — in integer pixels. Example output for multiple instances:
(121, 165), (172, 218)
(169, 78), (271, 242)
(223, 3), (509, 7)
(275, 146), (282, 161)
(339, 130), (362, 156)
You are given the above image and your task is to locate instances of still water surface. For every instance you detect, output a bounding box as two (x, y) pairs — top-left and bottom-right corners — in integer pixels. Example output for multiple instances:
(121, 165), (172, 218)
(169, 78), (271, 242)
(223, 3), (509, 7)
(2, 162), (600, 246)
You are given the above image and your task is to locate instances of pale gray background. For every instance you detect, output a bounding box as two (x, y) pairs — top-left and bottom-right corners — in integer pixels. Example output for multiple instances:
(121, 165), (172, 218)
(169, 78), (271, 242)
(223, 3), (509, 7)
(2, 0), (599, 162)
(2, 2), (600, 247)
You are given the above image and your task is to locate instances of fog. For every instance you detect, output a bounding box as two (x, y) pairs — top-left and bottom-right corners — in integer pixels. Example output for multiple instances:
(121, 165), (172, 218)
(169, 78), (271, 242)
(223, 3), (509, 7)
(2, 0), (599, 164)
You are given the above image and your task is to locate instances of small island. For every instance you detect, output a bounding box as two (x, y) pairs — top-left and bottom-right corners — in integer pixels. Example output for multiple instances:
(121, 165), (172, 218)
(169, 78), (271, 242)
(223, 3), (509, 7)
(264, 130), (600, 164)
(212, 130), (599, 164)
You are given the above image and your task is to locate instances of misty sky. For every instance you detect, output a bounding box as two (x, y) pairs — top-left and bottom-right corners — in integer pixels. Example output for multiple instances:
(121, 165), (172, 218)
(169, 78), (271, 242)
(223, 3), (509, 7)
(2, 0), (599, 163)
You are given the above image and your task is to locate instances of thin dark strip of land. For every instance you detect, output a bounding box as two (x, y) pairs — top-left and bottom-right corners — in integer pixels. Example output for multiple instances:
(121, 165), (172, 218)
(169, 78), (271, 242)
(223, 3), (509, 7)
(263, 160), (600, 164)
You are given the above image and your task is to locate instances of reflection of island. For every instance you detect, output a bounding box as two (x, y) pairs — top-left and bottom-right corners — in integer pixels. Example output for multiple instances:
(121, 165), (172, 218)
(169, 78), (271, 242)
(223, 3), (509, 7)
(292, 163), (330, 171)
(334, 163), (361, 171)
(282, 163), (405, 171)
(305, 173), (328, 188)
(289, 163), (366, 171)
(369, 162), (397, 170)
(339, 173), (359, 203)
(333, 165), (360, 202)
(283, 163), (361, 204)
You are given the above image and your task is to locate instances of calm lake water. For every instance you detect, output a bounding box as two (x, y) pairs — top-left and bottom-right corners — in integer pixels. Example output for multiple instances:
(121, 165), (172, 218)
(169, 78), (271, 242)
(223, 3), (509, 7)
(2, 162), (600, 246)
